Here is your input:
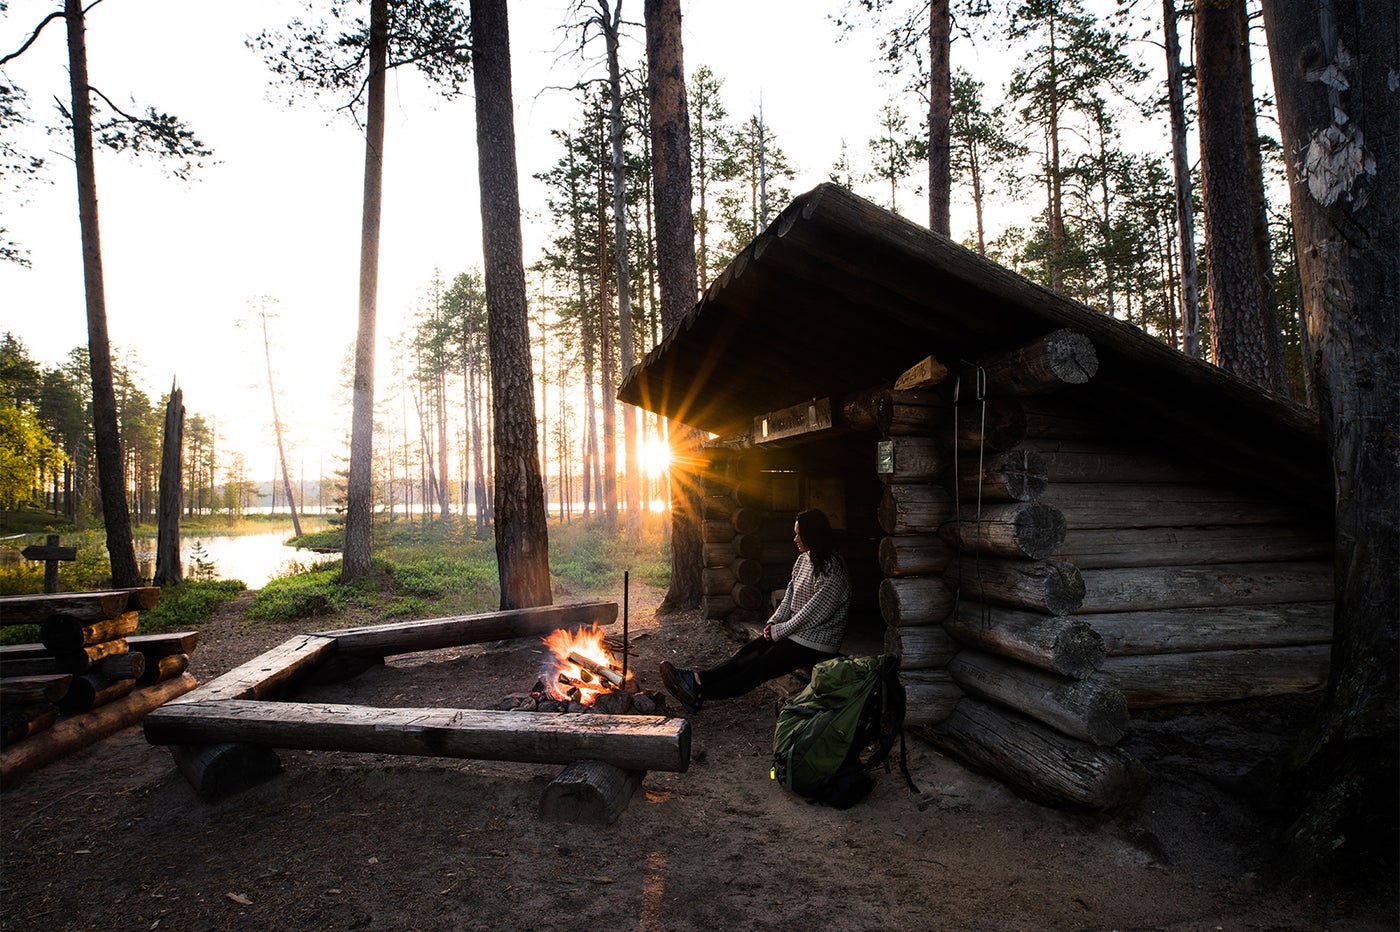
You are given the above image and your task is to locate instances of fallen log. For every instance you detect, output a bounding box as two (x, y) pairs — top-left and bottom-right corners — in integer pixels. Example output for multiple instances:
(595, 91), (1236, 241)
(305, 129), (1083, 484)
(0, 674), (72, 703)
(947, 649), (1128, 746)
(946, 601), (1105, 678)
(942, 503), (1067, 560)
(57, 672), (135, 714)
(878, 535), (953, 577)
(926, 697), (1138, 809)
(879, 484), (953, 535)
(0, 672), (197, 787)
(900, 670), (962, 726)
(950, 559), (1085, 616)
(137, 652), (190, 686)
(539, 759), (644, 825)
(0, 588), (159, 625)
(174, 635), (335, 704)
(1099, 645), (1331, 707)
(1083, 603), (1334, 655)
(956, 450), (1048, 503)
(1050, 524), (1331, 569)
(170, 742), (285, 803)
(144, 700), (692, 773)
(318, 601), (619, 658)
(1076, 562), (1333, 614)
(40, 611), (139, 651)
(877, 437), (950, 484)
(885, 624), (959, 670)
(879, 576), (955, 627)
(1038, 483), (1311, 529)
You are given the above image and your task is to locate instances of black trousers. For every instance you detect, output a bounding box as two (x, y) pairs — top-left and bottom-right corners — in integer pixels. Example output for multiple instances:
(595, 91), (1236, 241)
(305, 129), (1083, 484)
(698, 636), (835, 701)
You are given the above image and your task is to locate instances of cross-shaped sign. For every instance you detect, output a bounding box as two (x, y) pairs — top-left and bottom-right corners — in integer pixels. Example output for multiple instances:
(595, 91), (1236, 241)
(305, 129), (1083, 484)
(20, 534), (78, 594)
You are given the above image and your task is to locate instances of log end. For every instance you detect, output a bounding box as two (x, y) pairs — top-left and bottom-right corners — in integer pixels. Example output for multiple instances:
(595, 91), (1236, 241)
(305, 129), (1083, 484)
(170, 742), (283, 803)
(1013, 505), (1068, 560)
(539, 760), (645, 824)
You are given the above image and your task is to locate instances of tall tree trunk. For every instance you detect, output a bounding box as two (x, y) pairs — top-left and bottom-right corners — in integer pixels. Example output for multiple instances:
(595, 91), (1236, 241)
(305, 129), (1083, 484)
(154, 384), (184, 587)
(927, 0), (951, 235)
(65, 0), (138, 587)
(645, 0), (703, 612)
(1195, 0), (1286, 391)
(600, 0), (642, 542)
(1260, 0), (1399, 873)
(342, 0), (387, 580)
(260, 307), (302, 537)
(1047, 12), (1065, 292)
(1163, 0), (1201, 357)
(470, 0), (552, 609)
(597, 121), (618, 532)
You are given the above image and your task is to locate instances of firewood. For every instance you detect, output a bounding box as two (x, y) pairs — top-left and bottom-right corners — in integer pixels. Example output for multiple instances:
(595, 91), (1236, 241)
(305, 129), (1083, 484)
(145, 700), (693, 773)
(947, 649), (1128, 746)
(567, 652), (624, 687)
(926, 697), (1139, 809)
(40, 610), (139, 651)
(539, 760), (644, 825)
(946, 601), (1104, 678)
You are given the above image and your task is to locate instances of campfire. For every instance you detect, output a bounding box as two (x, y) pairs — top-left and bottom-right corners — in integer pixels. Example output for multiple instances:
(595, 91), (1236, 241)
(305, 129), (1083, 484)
(542, 625), (629, 705)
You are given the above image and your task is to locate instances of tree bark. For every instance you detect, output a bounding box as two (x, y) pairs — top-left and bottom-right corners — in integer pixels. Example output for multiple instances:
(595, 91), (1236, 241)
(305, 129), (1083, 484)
(1260, 0), (1400, 872)
(154, 385), (184, 587)
(341, 0), (387, 581)
(649, 0), (705, 610)
(261, 308), (302, 537)
(927, 0), (951, 235)
(65, 0), (138, 588)
(1163, 0), (1201, 357)
(471, 0), (552, 609)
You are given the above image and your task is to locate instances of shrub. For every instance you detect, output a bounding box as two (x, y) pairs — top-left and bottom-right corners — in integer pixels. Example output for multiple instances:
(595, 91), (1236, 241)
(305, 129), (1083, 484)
(141, 579), (246, 632)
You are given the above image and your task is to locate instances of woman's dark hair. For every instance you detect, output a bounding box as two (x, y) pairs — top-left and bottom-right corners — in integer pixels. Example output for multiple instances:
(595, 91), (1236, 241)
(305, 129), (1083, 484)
(796, 509), (840, 576)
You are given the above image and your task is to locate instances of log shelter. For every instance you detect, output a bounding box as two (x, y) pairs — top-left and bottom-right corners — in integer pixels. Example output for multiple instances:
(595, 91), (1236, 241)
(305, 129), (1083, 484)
(618, 183), (1334, 808)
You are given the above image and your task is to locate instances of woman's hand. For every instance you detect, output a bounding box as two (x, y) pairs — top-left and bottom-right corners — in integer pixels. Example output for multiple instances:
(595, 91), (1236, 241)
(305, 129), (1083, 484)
(763, 622), (773, 640)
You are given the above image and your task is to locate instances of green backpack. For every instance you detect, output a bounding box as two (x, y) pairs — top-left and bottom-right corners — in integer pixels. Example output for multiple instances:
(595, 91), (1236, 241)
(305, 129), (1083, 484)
(771, 653), (916, 809)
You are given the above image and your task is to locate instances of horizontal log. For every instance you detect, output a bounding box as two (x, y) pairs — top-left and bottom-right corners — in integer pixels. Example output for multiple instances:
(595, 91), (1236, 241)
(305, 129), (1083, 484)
(0, 648), (145, 680)
(756, 541), (799, 565)
(704, 567), (736, 595)
(961, 328), (1099, 396)
(701, 520), (735, 543)
(943, 503), (1067, 560)
(40, 611), (139, 652)
(732, 584), (766, 611)
(0, 673), (197, 787)
(956, 450), (1048, 502)
(1076, 562), (1334, 614)
(729, 508), (762, 535)
(128, 631), (200, 657)
(879, 484), (953, 535)
(171, 741), (284, 803)
(701, 494), (734, 520)
(704, 594), (736, 619)
(1083, 603), (1334, 655)
(539, 759), (644, 825)
(878, 535), (953, 577)
(927, 697), (1138, 809)
(877, 437), (950, 484)
(318, 601), (619, 658)
(885, 624), (959, 670)
(1050, 524), (1331, 569)
(732, 558), (764, 586)
(51, 640), (130, 674)
(955, 398), (1112, 451)
(57, 672), (134, 714)
(893, 354), (949, 391)
(950, 559), (1085, 616)
(1, 703), (59, 747)
(947, 601), (1105, 678)
(732, 533), (763, 558)
(703, 542), (734, 567)
(0, 674), (72, 704)
(900, 670), (962, 726)
(138, 652), (190, 686)
(145, 700), (692, 773)
(0, 643), (49, 662)
(96, 651), (145, 681)
(1038, 484), (1309, 528)
(175, 635), (335, 704)
(1099, 645), (1330, 708)
(1032, 440), (1218, 484)
(947, 649), (1128, 746)
(0, 588), (158, 625)
(879, 576), (955, 627)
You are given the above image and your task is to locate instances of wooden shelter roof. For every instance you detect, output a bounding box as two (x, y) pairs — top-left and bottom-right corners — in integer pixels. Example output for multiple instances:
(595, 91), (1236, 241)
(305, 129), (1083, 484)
(617, 184), (1328, 504)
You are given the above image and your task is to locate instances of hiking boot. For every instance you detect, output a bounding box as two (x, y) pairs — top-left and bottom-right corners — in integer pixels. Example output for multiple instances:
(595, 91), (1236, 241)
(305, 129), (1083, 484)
(659, 661), (701, 714)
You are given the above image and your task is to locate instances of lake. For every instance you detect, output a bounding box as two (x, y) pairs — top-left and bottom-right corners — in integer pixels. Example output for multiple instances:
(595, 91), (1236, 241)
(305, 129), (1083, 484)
(135, 531), (325, 589)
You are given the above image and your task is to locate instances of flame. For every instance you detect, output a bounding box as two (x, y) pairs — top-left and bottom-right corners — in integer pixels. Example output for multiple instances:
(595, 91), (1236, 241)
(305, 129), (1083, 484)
(541, 625), (616, 704)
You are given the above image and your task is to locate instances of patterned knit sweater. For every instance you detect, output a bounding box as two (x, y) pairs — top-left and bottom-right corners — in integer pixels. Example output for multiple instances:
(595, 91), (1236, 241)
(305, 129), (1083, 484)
(768, 552), (850, 653)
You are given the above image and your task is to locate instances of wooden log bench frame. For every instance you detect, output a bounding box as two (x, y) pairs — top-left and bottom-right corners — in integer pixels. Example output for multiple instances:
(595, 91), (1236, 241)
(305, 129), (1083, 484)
(138, 600), (692, 809)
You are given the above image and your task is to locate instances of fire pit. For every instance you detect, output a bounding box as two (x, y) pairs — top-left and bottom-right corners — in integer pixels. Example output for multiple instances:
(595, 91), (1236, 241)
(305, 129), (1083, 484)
(496, 626), (667, 716)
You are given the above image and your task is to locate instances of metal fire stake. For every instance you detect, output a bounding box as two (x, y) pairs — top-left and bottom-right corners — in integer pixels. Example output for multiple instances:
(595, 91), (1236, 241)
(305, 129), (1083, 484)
(621, 570), (629, 686)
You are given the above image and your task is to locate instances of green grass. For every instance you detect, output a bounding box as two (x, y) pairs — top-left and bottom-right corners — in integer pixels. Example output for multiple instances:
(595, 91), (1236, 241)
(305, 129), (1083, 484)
(140, 579), (247, 632)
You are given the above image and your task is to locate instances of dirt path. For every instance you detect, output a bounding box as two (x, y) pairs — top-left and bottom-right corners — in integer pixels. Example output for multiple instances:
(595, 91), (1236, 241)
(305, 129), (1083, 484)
(1, 589), (1393, 930)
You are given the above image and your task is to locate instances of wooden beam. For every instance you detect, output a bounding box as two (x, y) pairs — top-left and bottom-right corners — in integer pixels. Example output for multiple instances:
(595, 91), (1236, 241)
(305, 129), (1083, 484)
(144, 700), (692, 773)
(0, 673), (196, 787)
(174, 635), (336, 704)
(1100, 645), (1331, 707)
(900, 670), (963, 727)
(878, 484), (953, 535)
(754, 397), (833, 445)
(1076, 562), (1333, 614)
(885, 623), (959, 670)
(946, 601), (1105, 678)
(943, 503), (1067, 560)
(879, 576), (955, 627)
(960, 328), (1099, 396)
(893, 354), (949, 391)
(1050, 524), (1331, 569)
(949, 559), (1086, 616)
(1038, 483), (1313, 528)
(878, 535), (953, 577)
(1083, 603), (1334, 655)
(947, 649), (1128, 746)
(926, 697), (1138, 809)
(40, 611), (139, 651)
(317, 601), (618, 658)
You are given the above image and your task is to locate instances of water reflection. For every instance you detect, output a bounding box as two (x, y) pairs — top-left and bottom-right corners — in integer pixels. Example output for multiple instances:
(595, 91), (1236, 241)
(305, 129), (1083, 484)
(135, 531), (324, 589)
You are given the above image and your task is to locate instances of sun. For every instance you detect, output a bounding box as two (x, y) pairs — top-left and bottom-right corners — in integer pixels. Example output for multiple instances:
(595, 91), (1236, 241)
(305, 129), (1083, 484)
(642, 437), (672, 478)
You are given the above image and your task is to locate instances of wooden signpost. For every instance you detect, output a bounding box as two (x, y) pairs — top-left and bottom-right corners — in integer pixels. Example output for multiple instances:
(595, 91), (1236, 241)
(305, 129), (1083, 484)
(20, 536), (77, 594)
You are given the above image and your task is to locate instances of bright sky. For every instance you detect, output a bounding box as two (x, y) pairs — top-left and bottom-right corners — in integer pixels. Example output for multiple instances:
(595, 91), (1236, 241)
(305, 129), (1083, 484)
(0, 0), (1058, 478)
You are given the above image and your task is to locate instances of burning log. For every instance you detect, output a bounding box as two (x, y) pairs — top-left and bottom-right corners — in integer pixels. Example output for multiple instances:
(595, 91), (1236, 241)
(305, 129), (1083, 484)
(567, 651), (624, 688)
(540, 759), (644, 825)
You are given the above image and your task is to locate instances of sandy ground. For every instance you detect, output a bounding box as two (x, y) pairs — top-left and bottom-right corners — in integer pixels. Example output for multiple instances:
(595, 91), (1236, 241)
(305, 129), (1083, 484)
(2, 585), (1395, 931)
